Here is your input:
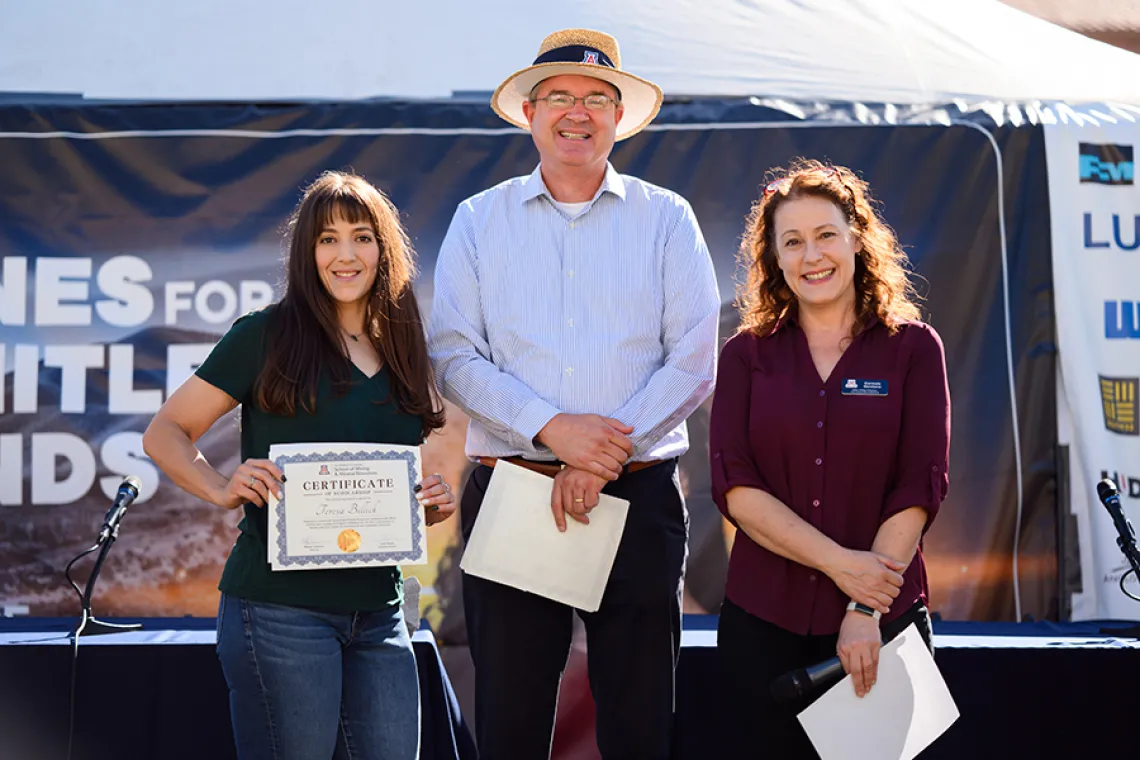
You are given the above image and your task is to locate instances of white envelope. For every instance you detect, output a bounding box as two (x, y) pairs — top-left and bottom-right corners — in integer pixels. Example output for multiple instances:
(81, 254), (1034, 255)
(459, 460), (630, 611)
(798, 623), (960, 760)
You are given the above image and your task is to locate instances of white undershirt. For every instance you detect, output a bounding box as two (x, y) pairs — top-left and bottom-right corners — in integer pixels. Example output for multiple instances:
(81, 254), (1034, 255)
(550, 199), (590, 217)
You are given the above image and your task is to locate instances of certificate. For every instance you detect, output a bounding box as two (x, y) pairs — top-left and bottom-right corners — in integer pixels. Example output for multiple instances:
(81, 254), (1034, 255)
(266, 442), (427, 571)
(460, 460), (629, 611)
(798, 624), (959, 760)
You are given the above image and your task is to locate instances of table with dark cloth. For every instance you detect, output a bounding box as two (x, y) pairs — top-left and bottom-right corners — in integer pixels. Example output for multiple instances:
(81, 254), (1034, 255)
(0, 618), (475, 760)
(6, 615), (1140, 759)
(673, 615), (1140, 759)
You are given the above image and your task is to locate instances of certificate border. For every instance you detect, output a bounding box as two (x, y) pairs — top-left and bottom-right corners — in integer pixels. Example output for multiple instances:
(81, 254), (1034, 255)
(270, 448), (424, 568)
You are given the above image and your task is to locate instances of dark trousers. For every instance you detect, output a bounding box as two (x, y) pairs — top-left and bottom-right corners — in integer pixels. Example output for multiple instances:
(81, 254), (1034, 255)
(460, 460), (687, 760)
(717, 597), (933, 760)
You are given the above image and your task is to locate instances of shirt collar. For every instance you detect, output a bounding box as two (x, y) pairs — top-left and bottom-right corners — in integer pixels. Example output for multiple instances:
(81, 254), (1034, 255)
(520, 162), (627, 205)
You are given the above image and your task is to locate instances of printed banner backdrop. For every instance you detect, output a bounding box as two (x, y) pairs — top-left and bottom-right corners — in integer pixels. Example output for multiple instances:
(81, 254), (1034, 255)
(0, 100), (1056, 632)
(1046, 121), (1140, 621)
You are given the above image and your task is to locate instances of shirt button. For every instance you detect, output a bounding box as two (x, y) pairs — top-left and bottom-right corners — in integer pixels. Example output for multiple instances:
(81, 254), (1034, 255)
(812, 499), (820, 507)
(819, 390), (826, 397)
(931, 465), (939, 471)
(816, 421), (823, 428)
(815, 458), (822, 465)
(567, 270), (574, 278)
(565, 367), (574, 375)
(809, 574), (817, 581)
(569, 221), (576, 230)
(568, 318), (574, 327)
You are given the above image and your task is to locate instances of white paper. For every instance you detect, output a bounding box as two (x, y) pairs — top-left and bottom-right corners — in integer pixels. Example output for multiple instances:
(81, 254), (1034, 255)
(798, 623), (960, 760)
(266, 442), (427, 571)
(459, 460), (630, 612)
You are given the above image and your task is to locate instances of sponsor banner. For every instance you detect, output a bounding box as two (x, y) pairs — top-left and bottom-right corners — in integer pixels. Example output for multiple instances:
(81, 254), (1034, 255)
(1046, 127), (1140, 619)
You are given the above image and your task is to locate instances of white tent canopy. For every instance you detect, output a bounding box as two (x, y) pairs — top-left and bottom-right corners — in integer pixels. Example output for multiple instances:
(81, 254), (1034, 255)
(2, 0), (1140, 106)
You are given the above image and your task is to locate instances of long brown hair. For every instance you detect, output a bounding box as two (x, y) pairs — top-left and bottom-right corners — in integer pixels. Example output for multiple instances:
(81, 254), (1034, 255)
(255, 171), (445, 439)
(737, 159), (921, 337)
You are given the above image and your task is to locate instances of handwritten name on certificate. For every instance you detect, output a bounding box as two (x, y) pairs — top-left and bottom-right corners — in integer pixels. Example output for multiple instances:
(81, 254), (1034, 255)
(266, 442), (427, 571)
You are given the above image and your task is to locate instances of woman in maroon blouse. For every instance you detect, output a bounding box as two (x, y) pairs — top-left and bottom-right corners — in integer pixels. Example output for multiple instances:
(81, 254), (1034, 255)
(710, 159), (950, 757)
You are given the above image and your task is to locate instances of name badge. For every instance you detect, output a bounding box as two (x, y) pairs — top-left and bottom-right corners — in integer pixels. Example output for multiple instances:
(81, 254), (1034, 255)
(842, 378), (889, 397)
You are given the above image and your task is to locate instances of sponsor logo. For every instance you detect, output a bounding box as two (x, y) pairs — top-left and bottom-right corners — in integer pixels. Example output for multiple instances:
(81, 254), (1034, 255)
(1099, 375), (1138, 435)
(582, 50), (600, 64)
(1083, 213), (1140, 250)
(1080, 143), (1134, 185)
(1100, 470), (1140, 499)
(1104, 301), (1140, 339)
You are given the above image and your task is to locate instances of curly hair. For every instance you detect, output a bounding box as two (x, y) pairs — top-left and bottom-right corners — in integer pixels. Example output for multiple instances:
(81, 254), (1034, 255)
(737, 159), (922, 337)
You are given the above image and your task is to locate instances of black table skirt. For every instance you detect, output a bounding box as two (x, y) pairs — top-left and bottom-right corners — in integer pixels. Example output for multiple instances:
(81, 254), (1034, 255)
(0, 620), (475, 760)
(672, 617), (1140, 759)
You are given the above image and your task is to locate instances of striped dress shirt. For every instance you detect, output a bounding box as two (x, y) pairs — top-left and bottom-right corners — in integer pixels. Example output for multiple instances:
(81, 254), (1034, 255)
(428, 162), (720, 462)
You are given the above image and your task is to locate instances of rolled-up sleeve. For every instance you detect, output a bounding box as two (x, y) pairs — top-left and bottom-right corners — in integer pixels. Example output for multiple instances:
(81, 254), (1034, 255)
(709, 332), (770, 525)
(880, 324), (951, 529)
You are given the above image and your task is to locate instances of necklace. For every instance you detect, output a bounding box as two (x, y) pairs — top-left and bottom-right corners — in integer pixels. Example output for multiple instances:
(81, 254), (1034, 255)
(343, 328), (363, 343)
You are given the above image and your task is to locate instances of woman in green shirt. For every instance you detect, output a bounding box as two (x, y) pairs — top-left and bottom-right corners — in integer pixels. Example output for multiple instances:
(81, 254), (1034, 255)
(143, 171), (454, 760)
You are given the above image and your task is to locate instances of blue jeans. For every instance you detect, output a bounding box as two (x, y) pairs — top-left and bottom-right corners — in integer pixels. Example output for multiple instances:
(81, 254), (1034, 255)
(216, 593), (420, 760)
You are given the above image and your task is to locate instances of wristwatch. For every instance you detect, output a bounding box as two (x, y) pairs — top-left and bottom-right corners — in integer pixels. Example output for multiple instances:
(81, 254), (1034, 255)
(846, 601), (882, 621)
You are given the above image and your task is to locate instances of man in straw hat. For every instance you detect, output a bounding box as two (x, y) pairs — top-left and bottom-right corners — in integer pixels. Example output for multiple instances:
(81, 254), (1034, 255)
(429, 28), (719, 759)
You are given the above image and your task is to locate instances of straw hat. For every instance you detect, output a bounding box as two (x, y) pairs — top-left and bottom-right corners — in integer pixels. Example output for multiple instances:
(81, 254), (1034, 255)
(491, 28), (664, 141)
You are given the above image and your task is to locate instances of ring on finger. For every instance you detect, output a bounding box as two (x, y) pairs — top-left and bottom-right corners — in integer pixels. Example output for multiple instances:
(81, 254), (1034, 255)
(248, 475), (256, 487)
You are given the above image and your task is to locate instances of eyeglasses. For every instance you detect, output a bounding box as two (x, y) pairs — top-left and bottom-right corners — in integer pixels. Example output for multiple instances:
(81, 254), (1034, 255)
(532, 93), (619, 111)
(763, 166), (839, 197)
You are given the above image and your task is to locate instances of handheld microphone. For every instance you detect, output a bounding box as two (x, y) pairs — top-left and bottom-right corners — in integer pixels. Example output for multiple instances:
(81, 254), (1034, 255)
(771, 655), (846, 703)
(98, 476), (142, 542)
(1097, 478), (1137, 549)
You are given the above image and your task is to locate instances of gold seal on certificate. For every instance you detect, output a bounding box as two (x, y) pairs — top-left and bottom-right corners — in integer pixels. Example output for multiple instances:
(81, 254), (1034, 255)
(266, 442), (428, 571)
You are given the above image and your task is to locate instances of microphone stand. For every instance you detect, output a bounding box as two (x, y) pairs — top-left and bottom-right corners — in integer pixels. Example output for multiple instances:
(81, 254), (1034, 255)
(1113, 529), (1140, 605)
(1098, 490), (1140, 637)
(74, 524), (142, 638)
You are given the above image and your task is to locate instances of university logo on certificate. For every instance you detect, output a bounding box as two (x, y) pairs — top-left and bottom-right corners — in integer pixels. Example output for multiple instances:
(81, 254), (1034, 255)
(266, 442), (428, 570)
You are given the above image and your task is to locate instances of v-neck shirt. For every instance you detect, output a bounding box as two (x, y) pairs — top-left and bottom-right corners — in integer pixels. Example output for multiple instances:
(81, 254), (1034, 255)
(195, 306), (424, 613)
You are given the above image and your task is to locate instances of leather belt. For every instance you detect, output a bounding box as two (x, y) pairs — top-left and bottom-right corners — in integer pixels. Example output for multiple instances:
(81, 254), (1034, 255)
(476, 456), (663, 478)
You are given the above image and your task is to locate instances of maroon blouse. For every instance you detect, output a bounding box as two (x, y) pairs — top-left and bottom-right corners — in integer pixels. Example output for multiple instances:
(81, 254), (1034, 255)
(710, 317), (950, 636)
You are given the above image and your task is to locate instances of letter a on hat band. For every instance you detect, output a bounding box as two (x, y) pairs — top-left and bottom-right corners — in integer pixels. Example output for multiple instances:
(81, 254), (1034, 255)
(491, 28), (664, 141)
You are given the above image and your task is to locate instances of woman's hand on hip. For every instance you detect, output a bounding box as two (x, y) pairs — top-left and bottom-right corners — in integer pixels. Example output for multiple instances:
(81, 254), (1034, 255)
(217, 459), (284, 510)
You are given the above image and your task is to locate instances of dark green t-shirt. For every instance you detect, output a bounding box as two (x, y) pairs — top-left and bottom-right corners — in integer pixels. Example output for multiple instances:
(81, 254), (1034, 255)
(195, 307), (423, 613)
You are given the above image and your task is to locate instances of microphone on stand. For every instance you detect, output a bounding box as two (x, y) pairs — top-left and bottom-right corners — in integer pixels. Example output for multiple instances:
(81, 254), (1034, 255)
(64, 476), (146, 637)
(771, 655), (847, 703)
(98, 476), (142, 543)
(63, 476), (146, 760)
(1097, 478), (1140, 603)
